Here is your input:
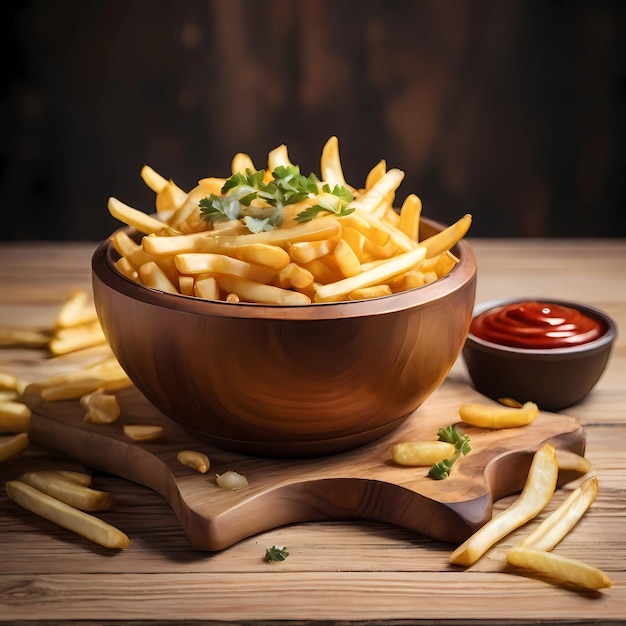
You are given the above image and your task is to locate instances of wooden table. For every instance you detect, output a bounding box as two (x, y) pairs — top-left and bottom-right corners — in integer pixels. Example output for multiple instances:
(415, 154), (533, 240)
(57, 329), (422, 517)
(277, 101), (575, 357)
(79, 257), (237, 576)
(1, 239), (624, 625)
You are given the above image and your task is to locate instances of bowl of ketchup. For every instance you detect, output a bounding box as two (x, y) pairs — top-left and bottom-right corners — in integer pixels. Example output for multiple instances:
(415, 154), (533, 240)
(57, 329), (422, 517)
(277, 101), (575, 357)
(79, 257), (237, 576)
(462, 298), (618, 411)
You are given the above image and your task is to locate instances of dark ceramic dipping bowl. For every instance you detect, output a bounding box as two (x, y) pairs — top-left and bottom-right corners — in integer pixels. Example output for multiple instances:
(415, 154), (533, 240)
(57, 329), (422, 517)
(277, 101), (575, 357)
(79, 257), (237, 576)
(462, 298), (617, 412)
(91, 217), (477, 458)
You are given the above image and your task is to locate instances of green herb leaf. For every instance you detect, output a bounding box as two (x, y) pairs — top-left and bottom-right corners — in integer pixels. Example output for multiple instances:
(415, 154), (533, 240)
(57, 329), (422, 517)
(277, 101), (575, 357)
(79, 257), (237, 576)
(429, 425), (471, 479)
(264, 545), (289, 561)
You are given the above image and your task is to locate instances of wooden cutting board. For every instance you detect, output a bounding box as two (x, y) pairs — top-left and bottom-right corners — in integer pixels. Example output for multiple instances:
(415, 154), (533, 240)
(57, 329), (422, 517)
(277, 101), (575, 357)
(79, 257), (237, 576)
(22, 379), (585, 552)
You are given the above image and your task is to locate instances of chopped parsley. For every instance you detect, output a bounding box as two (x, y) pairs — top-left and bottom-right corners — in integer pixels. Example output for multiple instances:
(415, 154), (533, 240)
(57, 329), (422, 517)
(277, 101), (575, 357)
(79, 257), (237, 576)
(199, 165), (355, 233)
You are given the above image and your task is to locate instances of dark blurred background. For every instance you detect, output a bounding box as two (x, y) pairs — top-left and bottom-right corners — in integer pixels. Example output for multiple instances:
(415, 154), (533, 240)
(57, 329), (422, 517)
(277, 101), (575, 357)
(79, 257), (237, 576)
(2, 0), (625, 241)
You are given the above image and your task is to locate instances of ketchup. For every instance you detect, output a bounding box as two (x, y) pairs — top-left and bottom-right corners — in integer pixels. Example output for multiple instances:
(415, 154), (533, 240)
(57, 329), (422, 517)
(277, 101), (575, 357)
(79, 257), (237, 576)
(470, 301), (606, 349)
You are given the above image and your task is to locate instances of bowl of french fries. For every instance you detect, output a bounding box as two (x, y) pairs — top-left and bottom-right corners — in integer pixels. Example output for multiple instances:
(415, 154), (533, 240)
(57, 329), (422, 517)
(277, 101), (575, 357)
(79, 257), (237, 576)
(463, 298), (618, 411)
(92, 137), (477, 457)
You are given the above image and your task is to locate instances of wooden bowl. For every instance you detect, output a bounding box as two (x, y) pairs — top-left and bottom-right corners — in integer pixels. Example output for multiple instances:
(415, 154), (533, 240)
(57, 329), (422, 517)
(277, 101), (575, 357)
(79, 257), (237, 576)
(92, 218), (477, 457)
(462, 298), (618, 412)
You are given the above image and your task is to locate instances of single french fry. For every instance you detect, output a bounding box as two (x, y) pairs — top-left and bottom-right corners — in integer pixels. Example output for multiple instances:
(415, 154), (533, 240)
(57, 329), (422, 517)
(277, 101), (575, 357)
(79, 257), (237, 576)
(156, 181), (189, 215)
(506, 546), (612, 590)
(320, 136), (350, 189)
(391, 441), (456, 466)
(123, 424), (165, 442)
(398, 194), (422, 242)
(341, 226), (366, 260)
(364, 159), (386, 190)
(55, 470), (92, 487)
(18, 471), (115, 512)
(518, 476), (599, 552)
(140, 164), (169, 193)
(0, 328), (52, 349)
(267, 143), (293, 171)
(449, 443), (559, 566)
(194, 275), (220, 301)
(350, 169), (404, 216)
(55, 289), (99, 329)
(349, 284), (392, 300)
(555, 449), (593, 474)
(177, 450), (210, 474)
(230, 243), (291, 270)
(459, 401), (539, 429)
(215, 274), (311, 305)
(333, 238), (361, 278)
(35, 357), (128, 389)
(275, 263), (315, 291)
(174, 253), (277, 284)
(0, 401), (31, 433)
(5, 480), (129, 550)
(178, 275), (195, 296)
(138, 261), (179, 294)
(0, 372), (21, 392)
(314, 245), (427, 303)
(48, 321), (107, 356)
(108, 196), (177, 235)
(420, 213), (472, 259)
(115, 256), (139, 280)
(80, 388), (121, 424)
(231, 152), (255, 174)
(0, 432), (29, 462)
(288, 239), (335, 264)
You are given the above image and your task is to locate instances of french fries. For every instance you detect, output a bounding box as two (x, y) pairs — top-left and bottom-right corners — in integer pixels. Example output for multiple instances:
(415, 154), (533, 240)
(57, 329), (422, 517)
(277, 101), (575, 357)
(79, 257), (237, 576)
(177, 450), (210, 474)
(506, 546), (612, 590)
(123, 424), (165, 442)
(5, 480), (129, 550)
(106, 137), (472, 305)
(0, 432), (29, 462)
(459, 401), (539, 429)
(390, 441), (455, 467)
(0, 400), (31, 433)
(518, 476), (598, 551)
(18, 471), (115, 512)
(450, 442), (558, 566)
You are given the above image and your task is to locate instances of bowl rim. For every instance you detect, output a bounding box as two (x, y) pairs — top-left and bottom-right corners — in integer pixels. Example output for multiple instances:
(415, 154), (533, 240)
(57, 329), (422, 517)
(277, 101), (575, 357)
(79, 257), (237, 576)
(92, 216), (477, 321)
(465, 297), (618, 355)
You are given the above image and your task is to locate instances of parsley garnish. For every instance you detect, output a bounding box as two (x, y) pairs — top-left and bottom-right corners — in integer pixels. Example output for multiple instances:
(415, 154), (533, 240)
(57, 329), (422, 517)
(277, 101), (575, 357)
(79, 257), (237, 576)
(428, 425), (471, 480)
(264, 545), (289, 561)
(199, 166), (354, 232)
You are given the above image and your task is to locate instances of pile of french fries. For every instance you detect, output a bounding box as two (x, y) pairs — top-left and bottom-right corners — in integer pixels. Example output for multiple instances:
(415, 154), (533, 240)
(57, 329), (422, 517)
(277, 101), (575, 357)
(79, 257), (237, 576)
(0, 288), (107, 356)
(107, 136), (472, 304)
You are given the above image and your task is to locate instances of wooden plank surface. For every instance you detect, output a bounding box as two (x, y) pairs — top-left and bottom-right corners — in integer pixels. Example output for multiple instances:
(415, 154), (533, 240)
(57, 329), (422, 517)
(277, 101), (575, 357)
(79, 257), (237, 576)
(1, 239), (625, 624)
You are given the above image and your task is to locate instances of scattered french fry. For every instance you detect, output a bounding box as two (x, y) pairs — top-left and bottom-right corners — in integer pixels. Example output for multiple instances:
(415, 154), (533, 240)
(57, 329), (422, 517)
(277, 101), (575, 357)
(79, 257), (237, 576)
(450, 443), (559, 566)
(177, 450), (210, 474)
(18, 471), (115, 512)
(518, 476), (599, 552)
(123, 424), (165, 442)
(5, 480), (129, 550)
(54, 289), (99, 329)
(0, 328), (51, 349)
(0, 432), (29, 462)
(506, 546), (612, 590)
(48, 321), (107, 356)
(80, 388), (121, 424)
(0, 400), (31, 433)
(555, 448), (593, 474)
(391, 441), (456, 467)
(55, 470), (92, 487)
(459, 401), (539, 429)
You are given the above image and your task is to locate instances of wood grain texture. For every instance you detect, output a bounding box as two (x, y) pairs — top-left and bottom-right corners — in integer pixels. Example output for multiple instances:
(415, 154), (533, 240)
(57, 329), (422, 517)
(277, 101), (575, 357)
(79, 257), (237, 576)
(0, 239), (625, 624)
(23, 380), (584, 551)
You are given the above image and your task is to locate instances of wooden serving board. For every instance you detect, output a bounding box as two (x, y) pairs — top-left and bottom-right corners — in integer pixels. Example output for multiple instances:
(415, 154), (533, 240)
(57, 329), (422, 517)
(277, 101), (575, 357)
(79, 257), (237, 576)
(23, 379), (585, 552)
